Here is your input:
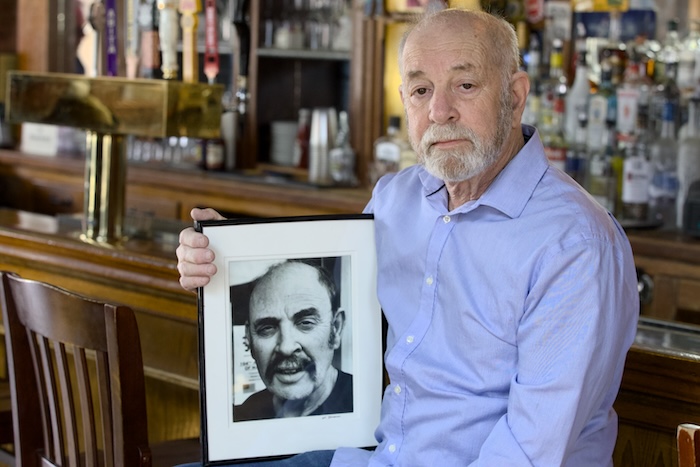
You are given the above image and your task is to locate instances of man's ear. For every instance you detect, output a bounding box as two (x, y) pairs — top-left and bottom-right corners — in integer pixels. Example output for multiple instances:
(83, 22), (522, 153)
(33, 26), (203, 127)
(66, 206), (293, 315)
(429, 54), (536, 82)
(244, 321), (254, 356)
(510, 70), (531, 129)
(330, 309), (346, 349)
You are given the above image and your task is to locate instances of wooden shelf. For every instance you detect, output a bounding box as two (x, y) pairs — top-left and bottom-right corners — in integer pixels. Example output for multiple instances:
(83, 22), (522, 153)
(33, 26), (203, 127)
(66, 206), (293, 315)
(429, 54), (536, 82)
(256, 47), (351, 61)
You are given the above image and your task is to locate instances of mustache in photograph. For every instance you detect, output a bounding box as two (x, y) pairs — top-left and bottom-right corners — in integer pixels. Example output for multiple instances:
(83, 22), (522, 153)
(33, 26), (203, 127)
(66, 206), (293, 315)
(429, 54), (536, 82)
(267, 353), (315, 381)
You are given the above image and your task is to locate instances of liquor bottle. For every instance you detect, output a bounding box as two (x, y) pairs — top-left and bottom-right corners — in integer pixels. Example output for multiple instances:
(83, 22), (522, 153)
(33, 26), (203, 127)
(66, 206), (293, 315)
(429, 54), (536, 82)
(293, 108), (311, 169)
(540, 38), (568, 170)
(371, 116), (407, 185)
(587, 59), (616, 153)
(565, 111), (588, 186)
(648, 100), (680, 228)
(656, 18), (682, 84)
(586, 122), (617, 213)
(616, 52), (654, 150)
(609, 126), (625, 215)
(677, 97), (700, 228)
(329, 111), (357, 185)
(516, 21), (529, 71)
(522, 32), (542, 127)
(650, 59), (681, 139)
(621, 140), (651, 222)
(203, 138), (225, 171)
(564, 23), (591, 144)
(600, 9), (628, 87)
(678, 20), (700, 99)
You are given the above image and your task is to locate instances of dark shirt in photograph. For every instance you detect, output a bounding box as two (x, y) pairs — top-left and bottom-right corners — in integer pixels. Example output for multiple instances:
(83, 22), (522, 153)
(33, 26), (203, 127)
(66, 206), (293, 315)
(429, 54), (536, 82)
(233, 371), (353, 422)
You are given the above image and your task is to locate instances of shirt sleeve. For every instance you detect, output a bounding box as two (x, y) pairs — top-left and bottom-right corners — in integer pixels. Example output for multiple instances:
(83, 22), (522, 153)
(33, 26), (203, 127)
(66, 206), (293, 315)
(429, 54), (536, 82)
(470, 235), (638, 466)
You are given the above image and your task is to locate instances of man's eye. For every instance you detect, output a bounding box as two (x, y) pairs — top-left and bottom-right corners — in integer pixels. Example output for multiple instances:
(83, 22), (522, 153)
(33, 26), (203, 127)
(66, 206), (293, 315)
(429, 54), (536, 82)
(414, 87), (428, 96)
(296, 319), (319, 331)
(461, 83), (474, 90)
(254, 326), (277, 338)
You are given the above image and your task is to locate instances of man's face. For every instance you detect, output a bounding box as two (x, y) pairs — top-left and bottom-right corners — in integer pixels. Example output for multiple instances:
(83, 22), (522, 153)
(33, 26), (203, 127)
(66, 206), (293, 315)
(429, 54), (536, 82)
(399, 18), (515, 182)
(247, 262), (342, 402)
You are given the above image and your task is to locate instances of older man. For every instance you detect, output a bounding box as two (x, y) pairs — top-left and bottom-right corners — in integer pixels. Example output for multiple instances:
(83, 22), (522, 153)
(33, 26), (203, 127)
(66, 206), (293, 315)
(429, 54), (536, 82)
(177, 8), (638, 467)
(234, 260), (352, 421)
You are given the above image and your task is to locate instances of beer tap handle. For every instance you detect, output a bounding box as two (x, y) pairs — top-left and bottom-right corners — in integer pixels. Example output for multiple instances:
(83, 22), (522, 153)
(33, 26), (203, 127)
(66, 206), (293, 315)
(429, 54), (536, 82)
(88, 0), (106, 77)
(203, 0), (220, 84)
(157, 0), (179, 79)
(179, 0), (201, 83)
(105, 0), (118, 76)
(233, 0), (250, 115)
(125, 0), (140, 78)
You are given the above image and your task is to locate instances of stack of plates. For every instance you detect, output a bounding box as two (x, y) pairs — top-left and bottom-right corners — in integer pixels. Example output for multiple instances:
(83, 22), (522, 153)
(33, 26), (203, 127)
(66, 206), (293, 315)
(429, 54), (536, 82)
(270, 121), (298, 167)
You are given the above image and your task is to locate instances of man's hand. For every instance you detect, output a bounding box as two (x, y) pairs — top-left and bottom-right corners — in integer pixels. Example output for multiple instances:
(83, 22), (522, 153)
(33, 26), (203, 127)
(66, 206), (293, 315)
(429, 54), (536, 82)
(176, 208), (226, 291)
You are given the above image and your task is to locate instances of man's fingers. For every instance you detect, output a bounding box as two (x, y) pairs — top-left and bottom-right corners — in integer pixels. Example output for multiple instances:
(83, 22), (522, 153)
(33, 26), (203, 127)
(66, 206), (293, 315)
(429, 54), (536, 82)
(176, 208), (223, 293)
(191, 207), (226, 222)
(177, 260), (217, 283)
(178, 227), (211, 249)
(179, 274), (213, 291)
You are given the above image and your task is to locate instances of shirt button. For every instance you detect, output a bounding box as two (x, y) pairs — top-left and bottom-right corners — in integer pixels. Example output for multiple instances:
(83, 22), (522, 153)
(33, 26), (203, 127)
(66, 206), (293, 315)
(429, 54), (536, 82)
(426, 276), (433, 285)
(388, 444), (396, 453)
(394, 384), (401, 395)
(406, 335), (414, 344)
(443, 215), (451, 223)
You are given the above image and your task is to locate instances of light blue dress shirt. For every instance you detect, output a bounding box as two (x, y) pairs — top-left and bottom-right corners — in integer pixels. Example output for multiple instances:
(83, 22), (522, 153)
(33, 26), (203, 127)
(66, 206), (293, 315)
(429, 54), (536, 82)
(332, 125), (639, 466)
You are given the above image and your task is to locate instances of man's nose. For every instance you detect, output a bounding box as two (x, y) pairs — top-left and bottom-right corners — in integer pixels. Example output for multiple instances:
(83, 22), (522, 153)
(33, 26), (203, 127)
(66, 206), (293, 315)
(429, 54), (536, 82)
(276, 328), (301, 355)
(429, 88), (458, 124)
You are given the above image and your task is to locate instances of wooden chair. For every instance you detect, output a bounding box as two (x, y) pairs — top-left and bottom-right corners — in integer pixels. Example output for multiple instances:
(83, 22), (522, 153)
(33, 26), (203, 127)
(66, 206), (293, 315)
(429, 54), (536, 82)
(0, 271), (200, 467)
(678, 423), (700, 467)
(0, 379), (15, 465)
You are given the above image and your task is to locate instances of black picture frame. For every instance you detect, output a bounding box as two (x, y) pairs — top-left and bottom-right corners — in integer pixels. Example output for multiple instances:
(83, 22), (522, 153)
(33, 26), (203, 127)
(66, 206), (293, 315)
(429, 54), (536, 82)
(196, 214), (382, 465)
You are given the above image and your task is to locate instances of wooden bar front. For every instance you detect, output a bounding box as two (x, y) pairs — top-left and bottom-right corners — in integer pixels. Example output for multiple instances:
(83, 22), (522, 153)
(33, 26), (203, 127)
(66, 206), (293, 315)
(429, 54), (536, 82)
(0, 208), (200, 443)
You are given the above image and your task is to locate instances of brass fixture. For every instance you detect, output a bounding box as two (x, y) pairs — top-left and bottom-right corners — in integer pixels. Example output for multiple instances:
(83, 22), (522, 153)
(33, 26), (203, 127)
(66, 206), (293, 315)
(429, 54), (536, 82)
(6, 71), (223, 245)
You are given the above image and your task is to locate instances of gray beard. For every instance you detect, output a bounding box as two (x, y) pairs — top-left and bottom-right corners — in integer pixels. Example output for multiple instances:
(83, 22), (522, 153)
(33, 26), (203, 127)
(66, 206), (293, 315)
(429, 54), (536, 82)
(413, 95), (512, 182)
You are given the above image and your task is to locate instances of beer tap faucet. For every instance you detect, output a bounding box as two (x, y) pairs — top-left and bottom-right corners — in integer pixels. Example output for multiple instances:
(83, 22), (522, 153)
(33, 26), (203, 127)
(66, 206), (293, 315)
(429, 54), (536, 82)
(233, 0), (250, 117)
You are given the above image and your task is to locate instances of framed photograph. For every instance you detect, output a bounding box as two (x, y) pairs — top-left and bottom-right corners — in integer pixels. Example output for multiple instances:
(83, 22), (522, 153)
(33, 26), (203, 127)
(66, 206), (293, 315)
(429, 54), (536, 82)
(197, 214), (382, 465)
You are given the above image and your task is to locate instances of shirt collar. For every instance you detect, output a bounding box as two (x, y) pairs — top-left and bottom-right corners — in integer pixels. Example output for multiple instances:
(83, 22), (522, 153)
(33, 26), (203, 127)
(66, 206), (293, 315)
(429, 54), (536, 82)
(419, 124), (548, 218)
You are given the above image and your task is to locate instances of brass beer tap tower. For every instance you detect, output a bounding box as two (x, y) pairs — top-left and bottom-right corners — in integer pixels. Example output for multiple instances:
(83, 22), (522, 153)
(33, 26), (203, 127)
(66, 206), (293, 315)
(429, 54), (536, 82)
(5, 71), (223, 245)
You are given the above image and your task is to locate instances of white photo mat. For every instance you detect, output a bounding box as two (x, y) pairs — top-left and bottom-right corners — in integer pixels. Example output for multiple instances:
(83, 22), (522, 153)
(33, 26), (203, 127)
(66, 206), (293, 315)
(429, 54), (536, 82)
(197, 214), (382, 465)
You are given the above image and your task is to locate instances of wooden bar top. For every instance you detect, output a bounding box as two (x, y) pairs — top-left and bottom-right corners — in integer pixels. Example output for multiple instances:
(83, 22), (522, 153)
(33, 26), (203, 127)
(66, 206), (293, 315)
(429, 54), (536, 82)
(0, 208), (191, 314)
(0, 149), (372, 219)
(627, 228), (700, 265)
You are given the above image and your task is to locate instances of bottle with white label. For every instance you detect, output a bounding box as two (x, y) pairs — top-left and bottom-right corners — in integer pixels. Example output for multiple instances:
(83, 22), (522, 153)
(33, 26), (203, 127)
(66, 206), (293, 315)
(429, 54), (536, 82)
(370, 116), (405, 185)
(586, 122), (616, 212)
(648, 101), (680, 228)
(677, 97), (700, 228)
(621, 141), (651, 222)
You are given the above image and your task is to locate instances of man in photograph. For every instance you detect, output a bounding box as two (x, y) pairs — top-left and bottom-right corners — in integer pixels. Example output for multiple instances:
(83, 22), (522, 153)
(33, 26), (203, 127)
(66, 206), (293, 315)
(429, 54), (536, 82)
(233, 260), (353, 421)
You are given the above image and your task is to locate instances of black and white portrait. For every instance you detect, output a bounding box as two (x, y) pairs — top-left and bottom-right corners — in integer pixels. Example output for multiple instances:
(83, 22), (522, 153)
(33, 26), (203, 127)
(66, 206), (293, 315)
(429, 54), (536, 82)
(229, 256), (354, 422)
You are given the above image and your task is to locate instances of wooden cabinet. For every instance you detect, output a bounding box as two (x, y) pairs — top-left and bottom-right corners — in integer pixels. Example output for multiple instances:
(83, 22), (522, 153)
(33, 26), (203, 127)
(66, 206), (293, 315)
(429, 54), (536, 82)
(240, 0), (377, 184)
